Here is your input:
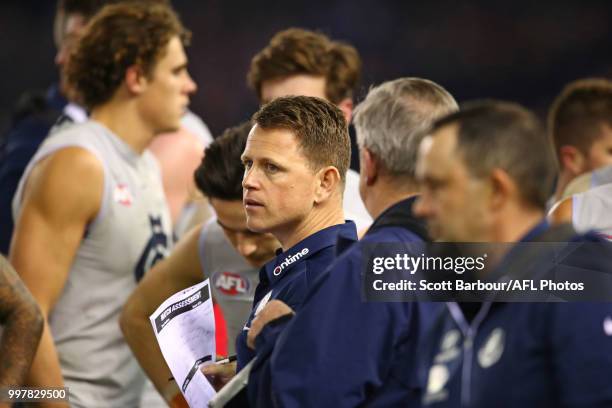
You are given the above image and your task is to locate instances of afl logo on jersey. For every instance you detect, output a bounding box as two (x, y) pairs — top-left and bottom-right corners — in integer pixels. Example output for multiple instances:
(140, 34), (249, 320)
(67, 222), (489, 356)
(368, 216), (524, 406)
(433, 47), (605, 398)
(114, 183), (133, 206)
(214, 271), (250, 296)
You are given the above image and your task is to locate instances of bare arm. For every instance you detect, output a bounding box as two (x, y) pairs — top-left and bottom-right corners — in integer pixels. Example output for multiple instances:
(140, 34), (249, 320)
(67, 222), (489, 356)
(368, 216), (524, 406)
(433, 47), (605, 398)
(120, 224), (204, 403)
(0, 256), (43, 388)
(9, 147), (102, 406)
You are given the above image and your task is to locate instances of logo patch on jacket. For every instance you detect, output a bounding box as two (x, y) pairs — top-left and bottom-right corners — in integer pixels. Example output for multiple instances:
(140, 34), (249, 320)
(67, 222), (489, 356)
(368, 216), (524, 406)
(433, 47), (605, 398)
(478, 328), (505, 368)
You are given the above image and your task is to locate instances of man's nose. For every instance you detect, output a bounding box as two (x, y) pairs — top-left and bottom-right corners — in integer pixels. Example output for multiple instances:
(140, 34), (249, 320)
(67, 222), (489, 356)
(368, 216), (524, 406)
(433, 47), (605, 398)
(242, 167), (259, 190)
(413, 194), (431, 218)
(185, 71), (197, 94)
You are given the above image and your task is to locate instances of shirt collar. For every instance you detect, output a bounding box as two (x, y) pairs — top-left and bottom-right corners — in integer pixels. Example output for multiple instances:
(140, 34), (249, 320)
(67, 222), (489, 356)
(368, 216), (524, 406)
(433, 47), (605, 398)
(519, 219), (549, 242)
(260, 221), (357, 285)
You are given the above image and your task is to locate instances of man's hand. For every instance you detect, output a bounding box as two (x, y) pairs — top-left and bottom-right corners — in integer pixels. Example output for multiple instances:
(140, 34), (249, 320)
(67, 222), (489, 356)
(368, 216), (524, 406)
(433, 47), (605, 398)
(201, 361), (237, 391)
(247, 300), (294, 349)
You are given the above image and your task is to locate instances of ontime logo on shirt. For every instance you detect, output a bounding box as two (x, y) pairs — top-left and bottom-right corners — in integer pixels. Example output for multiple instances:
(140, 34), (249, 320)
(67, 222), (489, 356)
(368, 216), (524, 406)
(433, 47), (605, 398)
(273, 248), (310, 276)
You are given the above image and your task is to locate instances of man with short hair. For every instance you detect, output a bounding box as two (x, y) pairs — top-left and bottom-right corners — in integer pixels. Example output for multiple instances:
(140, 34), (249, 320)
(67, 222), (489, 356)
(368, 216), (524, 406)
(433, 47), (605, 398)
(203, 97), (357, 398)
(10, 3), (195, 406)
(121, 122), (279, 405)
(548, 78), (612, 205)
(247, 28), (371, 231)
(206, 94), (358, 402)
(241, 78), (458, 407)
(414, 101), (612, 407)
(235, 96), (357, 368)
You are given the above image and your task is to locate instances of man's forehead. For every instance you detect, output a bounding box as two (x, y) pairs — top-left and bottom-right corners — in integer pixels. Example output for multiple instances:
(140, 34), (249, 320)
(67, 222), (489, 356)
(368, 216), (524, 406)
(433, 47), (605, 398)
(418, 125), (459, 175)
(430, 124), (458, 159)
(243, 126), (299, 156)
(158, 36), (188, 67)
(54, 12), (85, 45)
(260, 75), (327, 104)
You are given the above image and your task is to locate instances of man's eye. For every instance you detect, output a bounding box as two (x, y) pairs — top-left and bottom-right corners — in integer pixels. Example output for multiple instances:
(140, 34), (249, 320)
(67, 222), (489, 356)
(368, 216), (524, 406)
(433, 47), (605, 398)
(265, 163), (279, 172)
(243, 160), (252, 169)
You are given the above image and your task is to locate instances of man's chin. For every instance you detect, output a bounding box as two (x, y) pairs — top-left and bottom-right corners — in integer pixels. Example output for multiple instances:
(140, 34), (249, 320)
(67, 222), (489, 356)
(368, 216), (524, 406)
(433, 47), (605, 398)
(155, 123), (181, 136)
(245, 218), (268, 233)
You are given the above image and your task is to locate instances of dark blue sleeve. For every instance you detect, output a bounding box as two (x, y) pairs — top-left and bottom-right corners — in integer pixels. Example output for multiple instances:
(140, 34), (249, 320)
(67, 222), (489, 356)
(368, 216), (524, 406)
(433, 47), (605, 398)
(552, 302), (612, 406)
(0, 118), (53, 254)
(249, 244), (416, 408)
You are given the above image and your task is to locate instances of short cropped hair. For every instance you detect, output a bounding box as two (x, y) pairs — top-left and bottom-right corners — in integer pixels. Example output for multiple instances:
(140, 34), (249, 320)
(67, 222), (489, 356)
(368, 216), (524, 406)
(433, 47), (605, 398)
(194, 122), (252, 201)
(548, 78), (612, 165)
(65, 2), (189, 109)
(248, 28), (361, 104)
(252, 96), (350, 183)
(433, 101), (557, 210)
(354, 77), (458, 179)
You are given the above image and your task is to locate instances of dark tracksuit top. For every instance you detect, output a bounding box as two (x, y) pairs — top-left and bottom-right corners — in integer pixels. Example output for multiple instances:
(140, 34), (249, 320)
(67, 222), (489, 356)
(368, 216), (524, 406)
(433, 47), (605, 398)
(419, 221), (612, 408)
(248, 197), (444, 407)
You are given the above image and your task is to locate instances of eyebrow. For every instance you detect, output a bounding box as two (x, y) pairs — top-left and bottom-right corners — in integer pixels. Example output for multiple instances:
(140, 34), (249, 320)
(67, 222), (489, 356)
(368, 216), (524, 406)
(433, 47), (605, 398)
(172, 62), (189, 72)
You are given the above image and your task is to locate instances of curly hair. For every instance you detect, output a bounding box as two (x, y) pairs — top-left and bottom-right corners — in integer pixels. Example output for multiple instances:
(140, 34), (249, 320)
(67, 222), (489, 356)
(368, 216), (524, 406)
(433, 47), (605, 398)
(65, 2), (189, 109)
(247, 28), (361, 104)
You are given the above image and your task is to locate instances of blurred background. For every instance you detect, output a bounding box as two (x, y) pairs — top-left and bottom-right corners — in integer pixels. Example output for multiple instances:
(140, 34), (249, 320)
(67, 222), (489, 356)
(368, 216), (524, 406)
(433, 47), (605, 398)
(0, 0), (611, 137)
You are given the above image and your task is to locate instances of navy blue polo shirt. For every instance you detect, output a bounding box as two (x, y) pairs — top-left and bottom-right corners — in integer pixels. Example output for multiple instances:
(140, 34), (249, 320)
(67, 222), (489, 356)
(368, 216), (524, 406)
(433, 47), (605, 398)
(235, 221), (357, 370)
(419, 221), (612, 407)
(247, 197), (444, 407)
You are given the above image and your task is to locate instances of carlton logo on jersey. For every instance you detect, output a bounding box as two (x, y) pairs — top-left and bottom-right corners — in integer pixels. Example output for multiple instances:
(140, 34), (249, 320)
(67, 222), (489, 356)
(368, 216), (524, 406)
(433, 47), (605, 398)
(113, 183), (133, 206)
(214, 271), (250, 296)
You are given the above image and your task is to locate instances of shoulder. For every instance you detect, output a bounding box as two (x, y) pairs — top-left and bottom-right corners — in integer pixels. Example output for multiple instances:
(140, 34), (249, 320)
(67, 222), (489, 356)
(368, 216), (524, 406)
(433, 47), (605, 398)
(181, 111), (213, 147)
(548, 197), (573, 225)
(363, 225), (424, 243)
(24, 147), (104, 217)
(199, 218), (226, 246)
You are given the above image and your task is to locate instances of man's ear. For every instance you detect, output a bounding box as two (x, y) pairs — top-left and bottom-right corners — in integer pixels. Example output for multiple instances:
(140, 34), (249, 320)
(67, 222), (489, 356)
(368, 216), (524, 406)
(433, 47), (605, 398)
(361, 147), (378, 187)
(559, 145), (585, 176)
(125, 65), (148, 95)
(489, 168), (516, 211)
(314, 166), (342, 204)
(337, 98), (354, 124)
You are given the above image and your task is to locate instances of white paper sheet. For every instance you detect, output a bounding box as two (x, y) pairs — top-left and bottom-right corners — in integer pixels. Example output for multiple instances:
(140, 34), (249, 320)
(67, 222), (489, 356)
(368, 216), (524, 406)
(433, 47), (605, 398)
(150, 279), (217, 407)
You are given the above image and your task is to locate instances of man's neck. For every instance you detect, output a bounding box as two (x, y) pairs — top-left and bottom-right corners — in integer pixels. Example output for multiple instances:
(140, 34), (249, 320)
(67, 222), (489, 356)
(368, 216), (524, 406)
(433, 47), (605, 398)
(90, 99), (154, 154)
(277, 207), (345, 251)
(553, 170), (576, 203)
(366, 178), (419, 220)
(492, 206), (544, 243)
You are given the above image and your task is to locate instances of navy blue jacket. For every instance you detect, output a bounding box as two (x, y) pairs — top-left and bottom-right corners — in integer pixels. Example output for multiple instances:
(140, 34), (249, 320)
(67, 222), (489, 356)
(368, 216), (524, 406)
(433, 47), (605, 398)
(235, 221), (358, 370)
(0, 85), (67, 254)
(419, 222), (612, 408)
(248, 197), (443, 407)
